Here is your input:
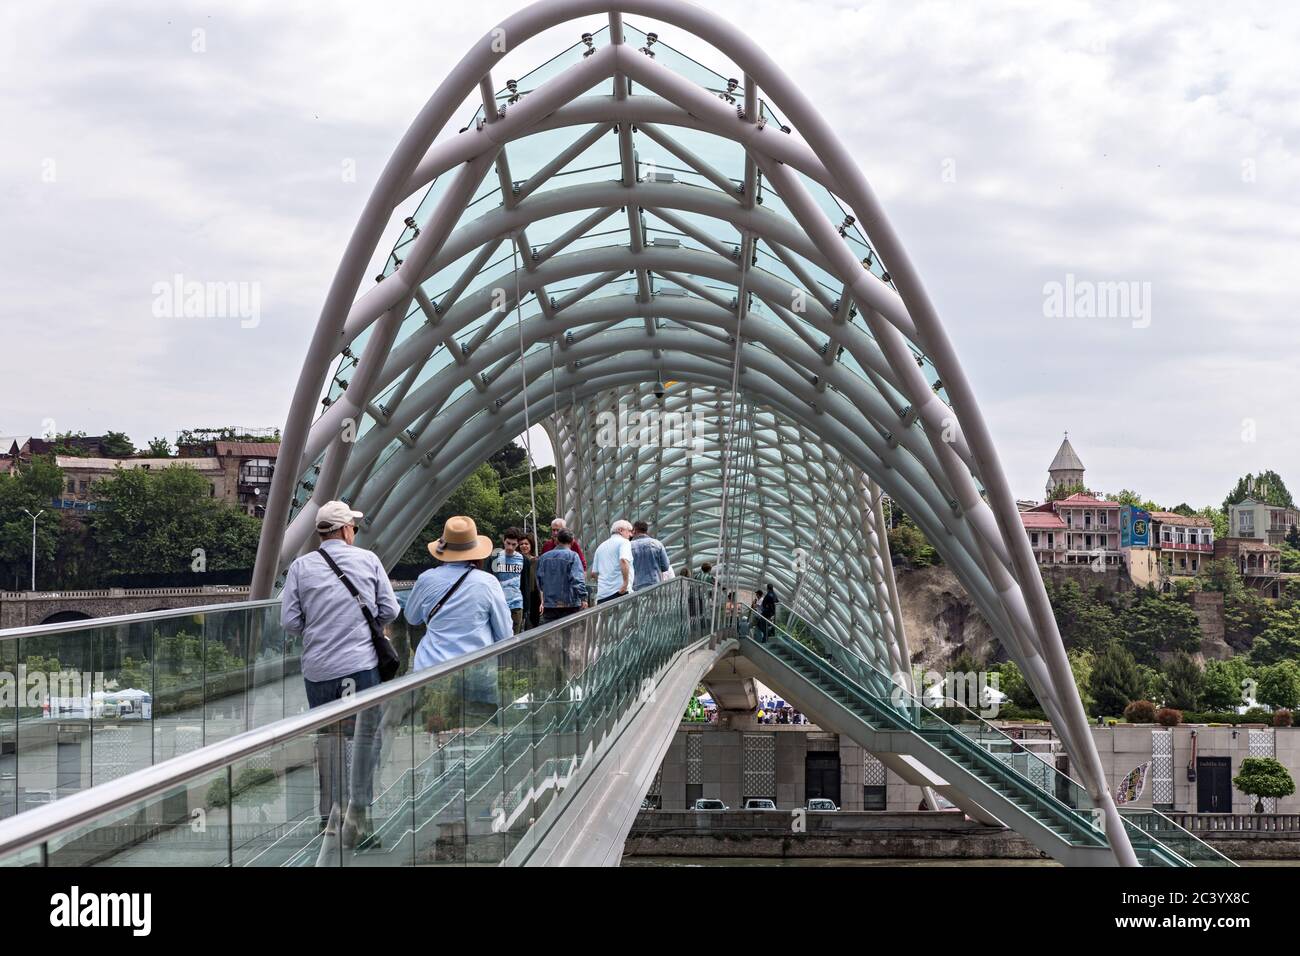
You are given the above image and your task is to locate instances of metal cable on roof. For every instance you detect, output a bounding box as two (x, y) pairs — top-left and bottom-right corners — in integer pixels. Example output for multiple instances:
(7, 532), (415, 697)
(514, 239), (539, 543)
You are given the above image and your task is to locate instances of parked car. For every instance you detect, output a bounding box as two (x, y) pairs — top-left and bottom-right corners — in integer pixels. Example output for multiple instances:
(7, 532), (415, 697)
(743, 798), (777, 810)
(692, 798), (728, 811)
(806, 798), (839, 811)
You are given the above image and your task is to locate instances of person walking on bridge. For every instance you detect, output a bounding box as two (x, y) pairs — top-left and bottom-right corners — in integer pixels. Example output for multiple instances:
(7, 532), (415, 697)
(591, 519), (634, 604)
(406, 516), (512, 667)
(405, 516), (512, 726)
(280, 500), (398, 847)
(490, 528), (527, 634)
(537, 529), (587, 622)
(541, 517), (586, 569)
(629, 520), (671, 591)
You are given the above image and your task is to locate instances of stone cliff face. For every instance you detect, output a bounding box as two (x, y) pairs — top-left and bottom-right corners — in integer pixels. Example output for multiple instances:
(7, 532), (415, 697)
(894, 565), (1232, 668)
(894, 565), (996, 669)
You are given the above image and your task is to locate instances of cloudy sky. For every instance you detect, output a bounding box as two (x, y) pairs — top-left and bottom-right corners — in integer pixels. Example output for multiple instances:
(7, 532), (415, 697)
(1, 0), (1296, 508)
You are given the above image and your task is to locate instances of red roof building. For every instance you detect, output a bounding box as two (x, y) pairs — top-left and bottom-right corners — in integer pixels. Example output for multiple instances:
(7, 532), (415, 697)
(1020, 494), (1122, 568)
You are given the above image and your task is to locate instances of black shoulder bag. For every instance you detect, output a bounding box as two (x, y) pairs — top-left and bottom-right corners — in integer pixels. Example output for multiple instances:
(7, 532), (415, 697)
(412, 568), (475, 648)
(317, 548), (401, 682)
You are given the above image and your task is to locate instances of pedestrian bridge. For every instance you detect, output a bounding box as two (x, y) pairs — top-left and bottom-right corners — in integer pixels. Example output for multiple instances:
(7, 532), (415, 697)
(0, 580), (1231, 867)
(0, 0), (1229, 868)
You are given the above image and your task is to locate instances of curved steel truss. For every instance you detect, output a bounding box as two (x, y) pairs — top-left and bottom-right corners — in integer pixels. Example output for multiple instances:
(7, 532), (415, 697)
(251, 0), (1136, 864)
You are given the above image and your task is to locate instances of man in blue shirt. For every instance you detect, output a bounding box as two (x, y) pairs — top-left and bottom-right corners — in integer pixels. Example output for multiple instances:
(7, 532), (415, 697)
(491, 528), (526, 633)
(405, 517), (512, 704)
(591, 519), (634, 603)
(629, 520), (671, 591)
(537, 529), (588, 622)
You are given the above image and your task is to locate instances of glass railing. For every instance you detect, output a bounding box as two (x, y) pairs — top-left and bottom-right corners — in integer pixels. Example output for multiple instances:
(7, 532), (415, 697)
(0, 578), (710, 867)
(0, 586), (441, 823)
(761, 603), (1232, 865)
(1119, 808), (1235, 867)
(753, 621), (1109, 848)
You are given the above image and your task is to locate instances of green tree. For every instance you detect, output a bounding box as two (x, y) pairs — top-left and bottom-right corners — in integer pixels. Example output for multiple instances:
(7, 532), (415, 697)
(1047, 480), (1091, 501)
(100, 431), (135, 458)
(50, 430), (89, 456)
(887, 512), (938, 568)
(1223, 470), (1294, 512)
(1105, 489), (1161, 512)
(1257, 662), (1300, 711)
(1161, 652), (1203, 711)
(146, 437), (173, 457)
(87, 465), (261, 578)
(1117, 587), (1200, 665)
(994, 659), (1038, 709)
(488, 443), (528, 477)
(1233, 757), (1296, 812)
(1250, 605), (1300, 666)
(1045, 579), (1118, 652)
(1202, 658), (1246, 711)
(1088, 642), (1145, 717)
(1068, 648), (1096, 714)
(0, 456), (65, 589)
(1196, 506), (1229, 540)
(1288, 524), (1300, 548)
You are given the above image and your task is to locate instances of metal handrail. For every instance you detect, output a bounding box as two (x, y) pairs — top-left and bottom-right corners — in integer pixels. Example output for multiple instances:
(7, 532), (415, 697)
(0, 596), (283, 640)
(0, 577), (688, 859)
(0, 580), (418, 640)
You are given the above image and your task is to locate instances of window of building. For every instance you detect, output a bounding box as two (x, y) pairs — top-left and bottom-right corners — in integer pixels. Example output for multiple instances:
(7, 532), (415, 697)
(1031, 532), (1040, 547)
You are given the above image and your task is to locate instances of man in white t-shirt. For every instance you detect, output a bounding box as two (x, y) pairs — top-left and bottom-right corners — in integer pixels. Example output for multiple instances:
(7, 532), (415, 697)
(590, 519), (634, 603)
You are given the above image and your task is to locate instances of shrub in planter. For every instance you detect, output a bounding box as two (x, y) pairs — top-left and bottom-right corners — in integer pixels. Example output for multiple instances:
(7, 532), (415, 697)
(1155, 707), (1182, 727)
(1274, 709), (1293, 728)
(1123, 700), (1157, 723)
(1243, 706), (1273, 724)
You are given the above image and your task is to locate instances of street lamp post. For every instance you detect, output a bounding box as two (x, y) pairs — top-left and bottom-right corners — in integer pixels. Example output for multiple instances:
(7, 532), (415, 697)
(22, 509), (44, 591)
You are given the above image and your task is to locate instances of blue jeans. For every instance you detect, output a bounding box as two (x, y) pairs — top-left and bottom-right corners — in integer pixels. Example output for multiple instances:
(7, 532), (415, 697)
(305, 667), (382, 820)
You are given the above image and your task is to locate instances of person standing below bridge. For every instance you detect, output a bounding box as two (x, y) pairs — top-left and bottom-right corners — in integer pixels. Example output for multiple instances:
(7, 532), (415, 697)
(536, 529), (587, 622)
(629, 520), (671, 592)
(490, 528), (526, 634)
(591, 519), (634, 604)
(280, 500), (398, 846)
(541, 517), (586, 569)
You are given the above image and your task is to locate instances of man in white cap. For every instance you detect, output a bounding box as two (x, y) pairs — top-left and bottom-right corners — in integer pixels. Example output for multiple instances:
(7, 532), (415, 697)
(590, 519), (635, 604)
(281, 500), (398, 844)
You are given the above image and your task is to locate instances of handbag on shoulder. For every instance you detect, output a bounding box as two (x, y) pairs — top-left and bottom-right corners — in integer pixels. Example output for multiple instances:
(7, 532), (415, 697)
(316, 548), (401, 682)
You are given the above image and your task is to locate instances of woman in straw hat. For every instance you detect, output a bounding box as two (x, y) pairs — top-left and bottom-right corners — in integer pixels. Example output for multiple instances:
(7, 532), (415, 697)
(404, 516), (513, 678)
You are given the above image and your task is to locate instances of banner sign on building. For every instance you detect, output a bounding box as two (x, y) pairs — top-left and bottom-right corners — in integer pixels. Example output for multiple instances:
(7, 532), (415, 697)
(1119, 505), (1151, 548)
(1115, 761), (1150, 805)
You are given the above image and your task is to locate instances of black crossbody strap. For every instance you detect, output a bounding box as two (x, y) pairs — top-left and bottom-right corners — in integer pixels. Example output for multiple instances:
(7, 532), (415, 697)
(422, 568), (474, 627)
(317, 547), (381, 636)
